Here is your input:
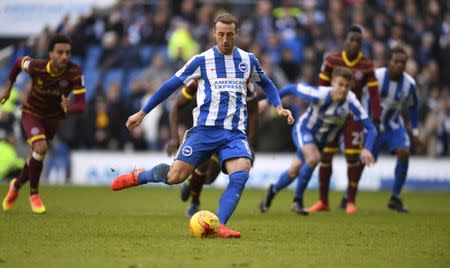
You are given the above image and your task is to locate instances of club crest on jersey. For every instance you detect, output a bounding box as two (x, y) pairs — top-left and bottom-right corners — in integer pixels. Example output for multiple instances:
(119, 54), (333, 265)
(181, 146), (193, 156)
(37, 78), (43, 86)
(354, 71), (363, 80)
(31, 127), (40, 135)
(238, 62), (248, 73)
(59, 80), (69, 88)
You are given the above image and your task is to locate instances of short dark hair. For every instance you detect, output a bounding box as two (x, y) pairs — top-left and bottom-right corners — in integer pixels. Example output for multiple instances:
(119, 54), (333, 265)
(48, 34), (72, 52)
(332, 66), (353, 81)
(348, 24), (363, 35)
(388, 45), (407, 59)
(214, 13), (239, 30)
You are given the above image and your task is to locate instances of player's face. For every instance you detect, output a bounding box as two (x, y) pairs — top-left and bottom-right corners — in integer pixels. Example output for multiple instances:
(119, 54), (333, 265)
(215, 22), (237, 55)
(389, 52), (408, 78)
(331, 76), (351, 101)
(344, 32), (362, 55)
(49, 43), (71, 70)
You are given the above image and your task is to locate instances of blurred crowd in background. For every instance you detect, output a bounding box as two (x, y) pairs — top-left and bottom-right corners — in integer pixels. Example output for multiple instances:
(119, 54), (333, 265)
(0, 0), (449, 163)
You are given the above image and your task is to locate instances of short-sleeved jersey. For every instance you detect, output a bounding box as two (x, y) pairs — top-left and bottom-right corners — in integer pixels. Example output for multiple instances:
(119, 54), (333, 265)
(21, 59), (85, 119)
(296, 84), (369, 145)
(375, 67), (418, 131)
(319, 51), (378, 100)
(175, 46), (267, 133)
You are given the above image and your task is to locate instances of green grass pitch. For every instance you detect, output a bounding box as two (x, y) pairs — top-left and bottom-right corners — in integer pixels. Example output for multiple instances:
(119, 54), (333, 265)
(0, 185), (449, 267)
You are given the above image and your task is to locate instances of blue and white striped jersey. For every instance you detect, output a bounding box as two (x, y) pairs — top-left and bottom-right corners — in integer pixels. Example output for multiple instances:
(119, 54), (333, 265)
(295, 84), (370, 145)
(175, 46), (272, 133)
(375, 67), (419, 132)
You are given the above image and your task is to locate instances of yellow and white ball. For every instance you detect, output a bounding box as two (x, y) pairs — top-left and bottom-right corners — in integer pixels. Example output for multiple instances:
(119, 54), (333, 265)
(189, 210), (220, 238)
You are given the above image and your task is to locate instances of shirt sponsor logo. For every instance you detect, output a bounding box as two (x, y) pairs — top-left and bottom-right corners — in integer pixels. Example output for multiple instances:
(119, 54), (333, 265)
(212, 78), (246, 92)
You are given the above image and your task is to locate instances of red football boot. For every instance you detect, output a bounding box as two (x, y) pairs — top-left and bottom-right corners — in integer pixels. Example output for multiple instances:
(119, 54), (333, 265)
(345, 202), (358, 215)
(111, 169), (144, 191)
(308, 200), (330, 213)
(218, 224), (241, 238)
(2, 179), (19, 212)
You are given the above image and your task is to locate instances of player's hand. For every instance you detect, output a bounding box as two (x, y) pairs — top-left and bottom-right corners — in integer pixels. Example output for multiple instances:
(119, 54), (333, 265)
(0, 88), (11, 105)
(60, 95), (70, 113)
(166, 138), (180, 156)
(412, 135), (424, 154)
(360, 148), (375, 167)
(275, 105), (294, 125)
(126, 111), (146, 131)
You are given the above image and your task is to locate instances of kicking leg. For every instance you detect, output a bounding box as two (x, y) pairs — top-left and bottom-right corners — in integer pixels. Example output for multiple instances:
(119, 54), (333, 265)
(111, 160), (193, 191)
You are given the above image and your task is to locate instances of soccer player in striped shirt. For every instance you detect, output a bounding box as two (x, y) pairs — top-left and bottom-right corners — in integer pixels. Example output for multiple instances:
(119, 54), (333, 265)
(111, 14), (293, 238)
(373, 46), (421, 212)
(1, 34), (86, 214)
(259, 67), (377, 215)
(167, 79), (258, 217)
(309, 25), (381, 214)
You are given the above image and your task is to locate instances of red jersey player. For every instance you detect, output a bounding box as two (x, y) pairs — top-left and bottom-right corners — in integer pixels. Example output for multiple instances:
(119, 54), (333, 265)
(308, 25), (381, 214)
(1, 34), (86, 214)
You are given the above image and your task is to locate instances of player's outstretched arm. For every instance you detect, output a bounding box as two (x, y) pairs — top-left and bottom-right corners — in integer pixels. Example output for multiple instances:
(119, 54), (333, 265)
(0, 80), (13, 105)
(1, 56), (30, 104)
(128, 75), (185, 132)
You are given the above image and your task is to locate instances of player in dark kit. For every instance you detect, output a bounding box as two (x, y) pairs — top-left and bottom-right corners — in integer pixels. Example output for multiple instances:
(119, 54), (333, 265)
(1, 34), (86, 214)
(308, 25), (381, 214)
(166, 79), (259, 217)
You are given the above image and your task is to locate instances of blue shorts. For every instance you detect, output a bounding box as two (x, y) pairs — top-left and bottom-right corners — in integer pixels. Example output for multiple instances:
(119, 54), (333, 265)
(372, 127), (410, 158)
(176, 126), (252, 173)
(291, 122), (325, 163)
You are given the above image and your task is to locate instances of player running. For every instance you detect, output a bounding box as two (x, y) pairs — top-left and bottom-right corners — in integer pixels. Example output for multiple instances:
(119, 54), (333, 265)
(259, 67), (377, 215)
(1, 34), (86, 214)
(110, 14), (293, 238)
(166, 80), (259, 217)
(309, 25), (381, 214)
(373, 46), (421, 212)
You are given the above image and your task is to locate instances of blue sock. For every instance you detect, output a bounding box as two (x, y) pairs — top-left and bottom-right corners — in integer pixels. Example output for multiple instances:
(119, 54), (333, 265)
(273, 170), (295, 193)
(393, 159), (408, 197)
(294, 164), (314, 201)
(217, 170), (249, 225)
(137, 164), (170, 184)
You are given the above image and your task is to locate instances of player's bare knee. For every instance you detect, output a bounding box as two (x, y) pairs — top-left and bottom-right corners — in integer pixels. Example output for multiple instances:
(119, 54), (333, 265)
(288, 167), (299, 178)
(306, 153), (321, 168)
(166, 167), (186, 185)
(396, 148), (410, 162)
(33, 141), (48, 157)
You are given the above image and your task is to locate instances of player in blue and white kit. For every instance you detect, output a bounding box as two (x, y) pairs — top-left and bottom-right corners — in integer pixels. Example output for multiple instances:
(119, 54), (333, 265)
(259, 67), (377, 215)
(111, 14), (294, 238)
(373, 46), (421, 213)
